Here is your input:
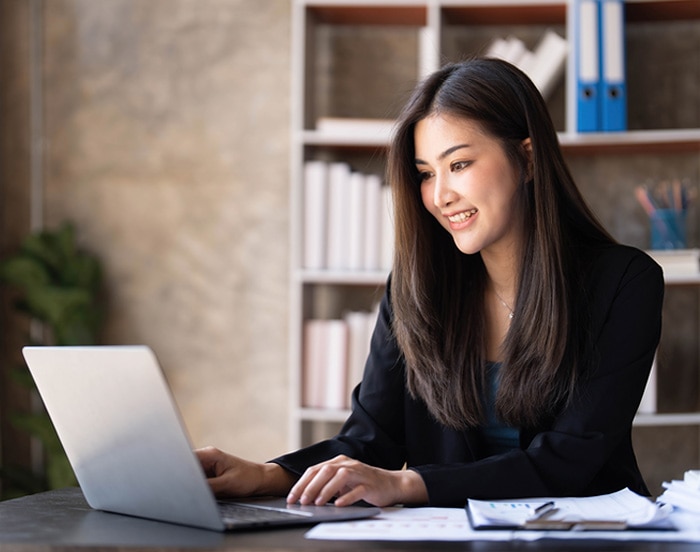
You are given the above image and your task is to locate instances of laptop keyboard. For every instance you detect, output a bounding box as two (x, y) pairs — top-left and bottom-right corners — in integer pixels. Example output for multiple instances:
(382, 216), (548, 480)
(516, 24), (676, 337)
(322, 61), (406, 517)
(217, 501), (313, 524)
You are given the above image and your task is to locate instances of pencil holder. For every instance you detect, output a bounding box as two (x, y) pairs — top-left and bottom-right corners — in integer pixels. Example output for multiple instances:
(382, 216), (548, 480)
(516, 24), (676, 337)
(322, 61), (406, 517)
(650, 209), (687, 250)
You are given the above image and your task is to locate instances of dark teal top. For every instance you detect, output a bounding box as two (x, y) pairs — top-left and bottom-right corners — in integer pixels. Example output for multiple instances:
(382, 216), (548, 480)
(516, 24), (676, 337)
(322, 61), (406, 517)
(481, 362), (520, 455)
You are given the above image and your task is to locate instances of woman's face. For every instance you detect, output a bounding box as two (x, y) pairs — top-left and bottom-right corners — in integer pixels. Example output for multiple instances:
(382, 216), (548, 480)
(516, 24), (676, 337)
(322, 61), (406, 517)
(415, 113), (528, 258)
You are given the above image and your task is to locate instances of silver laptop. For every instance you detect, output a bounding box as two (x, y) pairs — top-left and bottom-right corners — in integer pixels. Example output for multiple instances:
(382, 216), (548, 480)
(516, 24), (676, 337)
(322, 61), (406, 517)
(22, 345), (380, 531)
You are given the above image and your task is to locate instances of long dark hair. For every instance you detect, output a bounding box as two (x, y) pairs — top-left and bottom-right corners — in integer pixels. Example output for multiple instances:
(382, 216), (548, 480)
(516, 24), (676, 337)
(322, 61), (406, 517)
(388, 58), (614, 430)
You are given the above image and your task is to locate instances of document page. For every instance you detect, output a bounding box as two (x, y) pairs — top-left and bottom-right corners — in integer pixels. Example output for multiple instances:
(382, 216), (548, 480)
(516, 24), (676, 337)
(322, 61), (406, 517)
(467, 488), (671, 530)
(467, 489), (670, 529)
(306, 489), (700, 542)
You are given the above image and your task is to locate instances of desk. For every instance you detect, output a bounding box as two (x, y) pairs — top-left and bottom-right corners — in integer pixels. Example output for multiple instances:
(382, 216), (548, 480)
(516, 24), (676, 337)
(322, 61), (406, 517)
(1, 488), (699, 552)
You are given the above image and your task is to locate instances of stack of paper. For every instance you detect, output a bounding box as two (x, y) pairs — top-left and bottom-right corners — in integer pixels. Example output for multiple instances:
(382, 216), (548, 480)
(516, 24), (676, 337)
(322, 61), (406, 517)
(658, 470), (700, 515)
(467, 488), (672, 531)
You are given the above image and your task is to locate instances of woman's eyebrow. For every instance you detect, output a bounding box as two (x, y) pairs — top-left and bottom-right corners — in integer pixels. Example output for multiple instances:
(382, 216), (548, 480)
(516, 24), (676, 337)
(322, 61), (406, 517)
(415, 144), (472, 165)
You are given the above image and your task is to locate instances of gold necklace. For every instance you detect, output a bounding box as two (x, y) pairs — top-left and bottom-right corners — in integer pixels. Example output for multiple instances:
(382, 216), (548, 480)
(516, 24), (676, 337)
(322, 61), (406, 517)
(493, 290), (514, 319)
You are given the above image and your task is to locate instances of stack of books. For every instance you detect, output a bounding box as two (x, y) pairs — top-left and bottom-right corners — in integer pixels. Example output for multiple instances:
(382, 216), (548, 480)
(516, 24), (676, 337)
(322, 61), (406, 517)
(302, 308), (377, 411)
(486, 29), (568, 100)
(303, 161), (393, 273)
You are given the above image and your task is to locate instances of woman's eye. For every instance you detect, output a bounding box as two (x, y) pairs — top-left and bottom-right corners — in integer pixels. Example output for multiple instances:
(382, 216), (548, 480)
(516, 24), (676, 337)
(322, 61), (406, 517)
(417, 170), (433, 182)
(450, 161), (471, 172)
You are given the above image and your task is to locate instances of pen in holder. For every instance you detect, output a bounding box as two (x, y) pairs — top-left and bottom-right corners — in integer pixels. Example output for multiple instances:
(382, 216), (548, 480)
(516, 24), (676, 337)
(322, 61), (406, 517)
(635, 180), (694, 251)
(650, 209), (687, 250)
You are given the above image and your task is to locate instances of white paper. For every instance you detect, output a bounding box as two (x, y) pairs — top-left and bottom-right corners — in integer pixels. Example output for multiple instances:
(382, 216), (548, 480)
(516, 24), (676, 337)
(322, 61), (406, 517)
(305, 488), (700, 543)
(658, 470), (700, 515)
(305, 507), (479, 541)
(306, 508), (700, 543)
(468, 488), (668, 528)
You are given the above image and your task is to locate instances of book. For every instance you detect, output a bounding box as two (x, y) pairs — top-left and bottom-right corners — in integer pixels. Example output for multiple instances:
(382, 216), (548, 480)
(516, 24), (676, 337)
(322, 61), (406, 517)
(638, 354), (657, 414)
(599, 0), (627, 131)
(528, 30), (568, 100)
(303, 320), (327, 409)
(380, 185), (394, 272)
(303, 161), (329, 270)
(344, 310), (373, 408)
(324, 320), (349, 410)
(302, 319), (348, 410)
(488, 36), (528, 66)
(575, 0), (601, 132)
(326, 163), (352, 271)
(418, 26), (438, 79)
(363, 174), (383, 272)
(347, 172), (367, 271)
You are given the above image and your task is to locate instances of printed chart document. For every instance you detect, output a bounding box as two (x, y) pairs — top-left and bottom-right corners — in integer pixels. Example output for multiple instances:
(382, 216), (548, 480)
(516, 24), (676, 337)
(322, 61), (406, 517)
(467, 488), (672, 531)
(306, 507), (474, 541)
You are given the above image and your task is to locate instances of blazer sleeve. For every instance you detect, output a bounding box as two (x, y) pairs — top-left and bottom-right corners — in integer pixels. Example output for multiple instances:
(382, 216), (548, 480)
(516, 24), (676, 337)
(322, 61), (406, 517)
(414, 247), (665, 503)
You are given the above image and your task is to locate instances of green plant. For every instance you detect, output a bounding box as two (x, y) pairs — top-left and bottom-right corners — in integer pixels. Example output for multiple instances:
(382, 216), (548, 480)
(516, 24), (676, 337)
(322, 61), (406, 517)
(0, 222), (103, 497)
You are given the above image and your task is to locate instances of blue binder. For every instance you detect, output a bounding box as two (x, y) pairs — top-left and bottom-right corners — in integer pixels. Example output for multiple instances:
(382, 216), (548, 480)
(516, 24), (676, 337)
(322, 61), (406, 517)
(599, 0), (627, 131)
(575, 0), (600, 132)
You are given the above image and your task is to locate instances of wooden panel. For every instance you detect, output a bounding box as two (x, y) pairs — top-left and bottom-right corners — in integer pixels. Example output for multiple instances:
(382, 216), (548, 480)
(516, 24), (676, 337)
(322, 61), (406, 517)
(442, 4), (566, 25)
(308, 5), (426, 26)
(626, 0), (700, 22)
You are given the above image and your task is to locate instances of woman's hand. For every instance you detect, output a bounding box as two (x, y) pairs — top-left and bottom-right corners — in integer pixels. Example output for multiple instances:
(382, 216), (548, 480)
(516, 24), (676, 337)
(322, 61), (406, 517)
(286, 455), (428, 508)
(195, 446), (296, 498)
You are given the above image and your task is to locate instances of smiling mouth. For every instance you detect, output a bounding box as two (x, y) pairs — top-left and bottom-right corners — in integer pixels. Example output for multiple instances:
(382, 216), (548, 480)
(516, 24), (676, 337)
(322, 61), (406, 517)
(447, 208), (478, 223)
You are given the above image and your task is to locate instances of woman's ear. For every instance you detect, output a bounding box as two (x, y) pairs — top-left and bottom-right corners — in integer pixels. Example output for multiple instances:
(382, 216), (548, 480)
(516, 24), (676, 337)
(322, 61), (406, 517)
(521, 138), (534, 182)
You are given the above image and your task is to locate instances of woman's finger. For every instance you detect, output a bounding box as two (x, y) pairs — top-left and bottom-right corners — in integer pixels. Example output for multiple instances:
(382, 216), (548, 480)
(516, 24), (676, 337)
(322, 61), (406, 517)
(334, 482), (368, 507)
(288, 464), (328, 504)
(313, 465), (355, 505)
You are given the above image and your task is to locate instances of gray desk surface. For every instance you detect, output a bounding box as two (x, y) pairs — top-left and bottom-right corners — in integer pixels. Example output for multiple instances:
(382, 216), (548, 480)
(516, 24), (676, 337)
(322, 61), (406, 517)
(1, 488), (699, 552)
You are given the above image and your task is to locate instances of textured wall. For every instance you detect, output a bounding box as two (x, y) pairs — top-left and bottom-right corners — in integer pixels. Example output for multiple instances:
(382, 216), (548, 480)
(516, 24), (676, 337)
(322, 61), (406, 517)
(41, 0), (292, 461)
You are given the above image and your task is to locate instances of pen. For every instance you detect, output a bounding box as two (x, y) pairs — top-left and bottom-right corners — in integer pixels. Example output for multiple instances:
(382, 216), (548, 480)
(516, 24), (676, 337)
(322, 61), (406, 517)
(527, 501), (556, 521)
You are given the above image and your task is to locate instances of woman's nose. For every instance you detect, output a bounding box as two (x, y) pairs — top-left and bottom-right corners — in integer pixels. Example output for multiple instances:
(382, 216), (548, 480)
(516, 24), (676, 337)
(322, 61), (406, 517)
(433, 173), (458, 209)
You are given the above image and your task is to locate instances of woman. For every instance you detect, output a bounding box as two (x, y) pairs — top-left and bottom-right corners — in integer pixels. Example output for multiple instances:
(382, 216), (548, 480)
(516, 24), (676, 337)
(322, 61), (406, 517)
(197, 58), (664, 508)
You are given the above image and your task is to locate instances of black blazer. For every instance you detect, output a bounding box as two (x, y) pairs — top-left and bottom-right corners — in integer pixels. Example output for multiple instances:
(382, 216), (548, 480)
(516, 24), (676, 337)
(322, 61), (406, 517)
(273, 244), (664, 506)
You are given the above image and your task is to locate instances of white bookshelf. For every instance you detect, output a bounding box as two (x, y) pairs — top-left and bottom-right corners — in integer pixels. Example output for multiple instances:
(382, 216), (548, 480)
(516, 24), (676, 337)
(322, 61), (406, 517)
(288, 0), (700, 449)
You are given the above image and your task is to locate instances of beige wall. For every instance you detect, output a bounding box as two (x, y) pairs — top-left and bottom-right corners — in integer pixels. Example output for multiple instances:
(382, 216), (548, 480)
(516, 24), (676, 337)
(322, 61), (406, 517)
(34, 0), (291, 461)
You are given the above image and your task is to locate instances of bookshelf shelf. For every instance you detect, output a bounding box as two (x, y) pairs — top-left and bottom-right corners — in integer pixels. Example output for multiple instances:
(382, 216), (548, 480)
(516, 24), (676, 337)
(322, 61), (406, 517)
(634, 413), (700, 427)
(305, 2), (427, 26)
(295, 269), (389, 286)
(297, 407), (351, 423)
(664, 275), (700, 286)
(299, 129), (392, 148)
(625, 0), (700, 22)
(441, 1), (567, 26)
(559, 129), (700, 154)
(300, 125), (700, 152)
(289, 0), (700, 468)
